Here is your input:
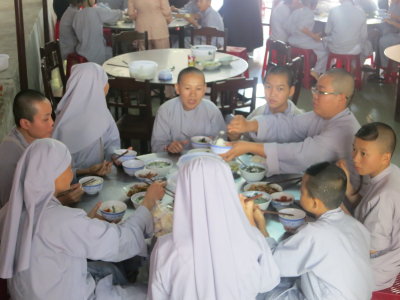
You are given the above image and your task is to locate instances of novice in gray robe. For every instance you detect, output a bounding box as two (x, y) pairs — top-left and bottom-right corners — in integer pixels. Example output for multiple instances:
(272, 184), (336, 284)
(270, 0), (292, 43)
(151, 97), (225, 153)
(59, 5), (79, 59)
(73, 5), (122, 64)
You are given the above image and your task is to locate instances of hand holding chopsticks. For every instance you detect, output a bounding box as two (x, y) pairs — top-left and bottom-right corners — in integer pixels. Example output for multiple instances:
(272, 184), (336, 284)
(145, 178), (175, 198)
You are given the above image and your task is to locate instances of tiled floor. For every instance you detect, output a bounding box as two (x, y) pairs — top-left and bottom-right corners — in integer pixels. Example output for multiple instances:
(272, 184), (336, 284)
(247, 39), (400, 166)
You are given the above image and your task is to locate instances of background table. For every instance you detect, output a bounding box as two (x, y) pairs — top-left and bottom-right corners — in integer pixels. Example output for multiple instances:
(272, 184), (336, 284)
(104, 18), (189, 48)
(103, 49), (249, 85)
(76, 152), (302, 242)
(384, 44), (400, 122)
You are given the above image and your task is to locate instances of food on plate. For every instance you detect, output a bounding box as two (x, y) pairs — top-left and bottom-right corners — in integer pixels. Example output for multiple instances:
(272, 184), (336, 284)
(147, 161), (171, 168)
(242, 166), (265, 173)
(152, 204), (173, 237)
(138, 171), (158, 179)
(275, 195), (293, 202)
(127, 184), (148, 197)
(247, 183), (280, 194)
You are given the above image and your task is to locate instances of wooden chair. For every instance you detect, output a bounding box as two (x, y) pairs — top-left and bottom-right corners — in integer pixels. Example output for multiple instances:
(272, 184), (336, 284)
(191, 27), (228, 51)
(261, 39), (291, 79)
(40, 57), (57, 110)
(107, 77), (154, 154)
(287, 55), (304, 105)
(39, 40), (67, 101)
(210, 77), (257, 117)
(66, 53), (88, 78)
(111, 31), (149, 56)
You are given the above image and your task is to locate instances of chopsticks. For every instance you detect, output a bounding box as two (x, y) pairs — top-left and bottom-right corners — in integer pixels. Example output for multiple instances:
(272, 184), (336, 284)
(106, 63), (128, 68)
(244, 193), (264, 202)
(57, 178), (97, 197)
(260, 210), (294, 217)
(145, 178), (175, 198)
(115, 150), (129, 159)
(81, 178), (97, 186)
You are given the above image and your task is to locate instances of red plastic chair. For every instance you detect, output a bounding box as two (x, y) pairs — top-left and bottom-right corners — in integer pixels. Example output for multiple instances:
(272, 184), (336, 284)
(54, 20), (60, 40)
(66, 53), (88, 78)
(371, 274), (400, 300)
(103, 28), (113, 47)
(290, 47), (317, 89)
(226, 46), (249, 78)
(326, 52), (362, 89)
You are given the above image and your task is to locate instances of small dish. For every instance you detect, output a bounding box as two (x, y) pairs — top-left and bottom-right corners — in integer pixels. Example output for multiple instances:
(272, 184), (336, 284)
(130, 192), (146, 208)
(100, 200), (127, 222)
(79, 176), (104, 195)
(271, 191), (295, 210)
(145, 158), (173, 176)
(122, 159), (145, 176)
(191, 136), (212, 149)
(134, 169), (159, 181)
(243, 181), (283, 194)
(279, 208), (306, 231)
(242, 191), (272, 210)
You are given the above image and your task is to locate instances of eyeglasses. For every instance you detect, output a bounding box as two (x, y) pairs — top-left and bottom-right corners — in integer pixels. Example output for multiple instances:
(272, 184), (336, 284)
(311, 86), (341, 96)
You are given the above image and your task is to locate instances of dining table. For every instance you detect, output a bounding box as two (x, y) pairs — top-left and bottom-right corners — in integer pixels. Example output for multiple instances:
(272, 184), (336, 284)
(104, 17), (190, 48)
(102, 49), (249, 85)
(75, 151), (303, 242)
(384, 44), (400, 122)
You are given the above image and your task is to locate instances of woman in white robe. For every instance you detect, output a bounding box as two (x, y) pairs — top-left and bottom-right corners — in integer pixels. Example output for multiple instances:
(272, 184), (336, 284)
(147, 156), (280, 299)
(0, 138), (160, 300)
(52, 62), (120, 178)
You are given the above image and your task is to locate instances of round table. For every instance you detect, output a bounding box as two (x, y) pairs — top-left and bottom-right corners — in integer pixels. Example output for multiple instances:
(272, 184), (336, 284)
(104, 17), (189, 48)
(384, 44), (400, 122)
(103, 49), (249, 85)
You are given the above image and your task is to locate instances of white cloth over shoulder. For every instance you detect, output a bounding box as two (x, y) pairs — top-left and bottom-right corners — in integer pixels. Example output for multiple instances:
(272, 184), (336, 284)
(355, 164), (400, 290)
(0, 127), (29, 208)
(270, 2), (291, 42)
(147, 156), (280, 300)
(252, 109), (360, 176)
(151, 97), (225, 152)
(270, 208), (374, 300)
(73, 6), (121, 64)
(52, 63), (120, 169)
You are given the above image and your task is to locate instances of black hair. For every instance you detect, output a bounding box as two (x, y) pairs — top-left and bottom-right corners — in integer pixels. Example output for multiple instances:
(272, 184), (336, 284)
(355, 122), (397, 155)
(263, 65), (294, 87)
(13, 90), (48, 127)
(304, 162), (347, 209)
(177, 67), (205, 84)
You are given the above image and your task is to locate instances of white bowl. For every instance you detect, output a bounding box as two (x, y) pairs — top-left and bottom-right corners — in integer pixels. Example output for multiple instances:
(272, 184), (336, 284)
(279, 208), (306, 231)
(134, 169), (159, 181)
(0, 54), (9, 72)
(210, 144), (232, 155)
(191, 45), (217, 62)
(202, 60), (221, 71)
(188, 148), (212, 154)
(79, 176), (104, 195)
(242, 191), (272, 210)
(218, 56), (233, 66)
(130, 191), (146, 208)
(145, 158), (173, 176)
(100, 200), (127, 222)
(114, 149), (137, 163)
(271, 191), (295, 210)
(191, 136), (212, 149)
(122, 159), (145, 176)
(243, 181), (283, 194)
(240, 163), (267, 182)
(128, 60), (158, 80)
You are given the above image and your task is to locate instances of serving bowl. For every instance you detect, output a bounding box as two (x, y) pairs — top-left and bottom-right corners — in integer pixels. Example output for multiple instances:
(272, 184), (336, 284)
(79, 176), (104, 195)
(100, 200), (127, 222)
(122, 159), (145, 176)
(128, 60), (158, 80)
(240, 163), (267, 182)
(271, 191), (295, 210)
(279, 208), (306, 231)
(113, 149), (137, 163)
(145, 158), (173, 176)
(242, 191), (272, 210)
(130, 191), (146, 208)
(191, 45), (217, 62)
(191, 136), (212, 149)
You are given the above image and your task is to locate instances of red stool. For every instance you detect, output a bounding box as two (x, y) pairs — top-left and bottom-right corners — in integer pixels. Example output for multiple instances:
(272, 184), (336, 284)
(226, 46), (249, 78)
(290, 47), (317, 89)
(326, 52), (362, 89)
(383, 59), (399, 84)
(103, 28), (113, 47)
(66, 53), (88, 78)
(371, 274), (400, 300)
(54, 20), (60, 41)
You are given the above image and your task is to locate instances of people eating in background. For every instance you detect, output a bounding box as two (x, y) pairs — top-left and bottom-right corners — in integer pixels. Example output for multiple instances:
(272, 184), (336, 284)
(337, 122), (400, 290)
(128, 0), (172, 49)
(256, 162), (374, 299)
(148, 155), (280, 299)
(0, 138), (164, 300)
(287, 0), (328, 79)
(0, 90), (83, 208)
(52, 63), (120, 179)
(270, 0), (300, 43)
(72, 0), (122, 64)
(230, 65), (303, 142)
(170, 0), (200, 14)
(151, 67), (225, 153)
(223, 68), (360, 179)
(59, 0), (79, 60)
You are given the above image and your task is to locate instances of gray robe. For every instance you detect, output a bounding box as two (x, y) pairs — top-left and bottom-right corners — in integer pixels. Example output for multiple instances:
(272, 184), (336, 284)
(0, 127), (29, 208)
(270, 2), (291, 43)
(59, 5), (79, 59)
(151, 97), (226, 153)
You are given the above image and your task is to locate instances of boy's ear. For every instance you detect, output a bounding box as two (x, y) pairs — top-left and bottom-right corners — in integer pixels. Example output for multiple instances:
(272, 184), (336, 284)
(382, 152), (392, 164)
(289, 86), (295, 98)
(174, 84), (180, 95)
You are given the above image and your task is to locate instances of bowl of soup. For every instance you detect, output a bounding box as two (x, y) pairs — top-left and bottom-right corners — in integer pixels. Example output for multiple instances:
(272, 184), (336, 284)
(271, 191), (295, 210)
(145, 158), (173, 176)
(240, 163), (267, 182)
(128, 60), (158, 80)
(100, 200), (127, 222)
(79, 176), (104, 195)
(242, 191), (272, 210)
(191, 136), (212, 149)
(122, 159), (145, 176)
(279, 208), (306, 231)
(130, 192), (146, 208)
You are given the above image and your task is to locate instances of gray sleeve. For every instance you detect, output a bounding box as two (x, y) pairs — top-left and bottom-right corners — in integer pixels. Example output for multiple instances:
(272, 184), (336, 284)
(103, 117), (121, 161)
(151, 106), (173, 153)
(96, 6), (122, 24)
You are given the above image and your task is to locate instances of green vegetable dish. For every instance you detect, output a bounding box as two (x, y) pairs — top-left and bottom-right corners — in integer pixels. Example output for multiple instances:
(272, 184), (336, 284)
(147, 161), (171, 168)
(243, 166), (265, 173)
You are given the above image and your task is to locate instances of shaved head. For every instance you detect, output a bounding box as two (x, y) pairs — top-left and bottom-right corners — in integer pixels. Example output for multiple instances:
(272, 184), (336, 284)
(355, 122), (397, 156)
(322, 68), (355, 103)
